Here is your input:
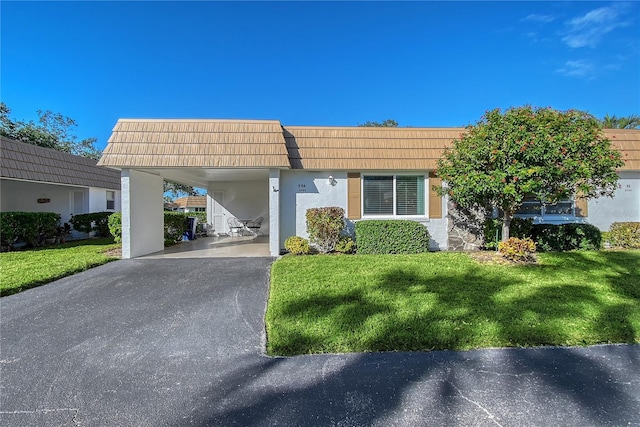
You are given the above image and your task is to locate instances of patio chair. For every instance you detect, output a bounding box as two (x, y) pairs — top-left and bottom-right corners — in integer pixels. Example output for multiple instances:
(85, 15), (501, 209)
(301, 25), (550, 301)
(227, 217), (245, 237)
(246, 216), (264, 235)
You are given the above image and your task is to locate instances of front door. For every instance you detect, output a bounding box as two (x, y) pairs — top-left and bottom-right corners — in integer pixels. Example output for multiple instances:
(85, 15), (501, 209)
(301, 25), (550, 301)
(211, 191), (225, 234)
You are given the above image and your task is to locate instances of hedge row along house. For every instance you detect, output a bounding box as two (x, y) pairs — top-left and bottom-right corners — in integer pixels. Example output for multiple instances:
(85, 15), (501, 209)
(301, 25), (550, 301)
(96, 119), (640, 258)
(1, 136), (121, 239)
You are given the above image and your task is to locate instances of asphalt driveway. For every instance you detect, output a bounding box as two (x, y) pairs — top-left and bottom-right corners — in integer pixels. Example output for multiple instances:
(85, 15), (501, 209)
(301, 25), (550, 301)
(1, 258), (638, 426)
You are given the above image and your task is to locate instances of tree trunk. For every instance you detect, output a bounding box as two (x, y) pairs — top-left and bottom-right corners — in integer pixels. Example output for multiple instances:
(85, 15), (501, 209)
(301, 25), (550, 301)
(502, 211), (512, 241)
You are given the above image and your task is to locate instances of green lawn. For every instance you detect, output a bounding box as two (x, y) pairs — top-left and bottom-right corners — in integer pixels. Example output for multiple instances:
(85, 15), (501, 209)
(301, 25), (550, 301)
(266, 251), (640, 356)
(0, 238), (120, 296)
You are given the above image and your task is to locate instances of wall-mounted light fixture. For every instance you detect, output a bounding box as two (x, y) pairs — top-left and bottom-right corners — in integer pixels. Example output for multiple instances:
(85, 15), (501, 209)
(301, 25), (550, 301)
(328, 175), (337, 186)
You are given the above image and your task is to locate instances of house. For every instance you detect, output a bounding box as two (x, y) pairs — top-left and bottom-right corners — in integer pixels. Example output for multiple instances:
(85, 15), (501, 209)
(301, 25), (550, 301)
(1, 136), (121, 238)
(172, 195), (206, 213)
(96, 119), (640, 258)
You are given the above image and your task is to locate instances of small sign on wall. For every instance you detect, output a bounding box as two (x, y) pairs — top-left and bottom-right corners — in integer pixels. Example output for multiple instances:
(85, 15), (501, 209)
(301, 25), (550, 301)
(37, 198), (51, 204)
(297, 184), (307, 193)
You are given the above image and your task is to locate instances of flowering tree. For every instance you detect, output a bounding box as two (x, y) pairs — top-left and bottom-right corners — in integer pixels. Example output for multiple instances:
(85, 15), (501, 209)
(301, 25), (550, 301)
(435, 106), (624, 241)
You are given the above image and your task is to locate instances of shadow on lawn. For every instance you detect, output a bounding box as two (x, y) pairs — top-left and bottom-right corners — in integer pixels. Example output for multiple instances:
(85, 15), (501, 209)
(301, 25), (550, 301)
(272, 251), (639, 355)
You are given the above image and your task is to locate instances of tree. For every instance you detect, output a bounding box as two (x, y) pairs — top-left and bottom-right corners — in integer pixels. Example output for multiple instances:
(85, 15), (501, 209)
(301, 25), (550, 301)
(600, 114), (640, 129)
(0, 102), (102, 159)
(435, 106), (624, 241)
(163, 181), (202, 198)
(358, 119), (399, 127)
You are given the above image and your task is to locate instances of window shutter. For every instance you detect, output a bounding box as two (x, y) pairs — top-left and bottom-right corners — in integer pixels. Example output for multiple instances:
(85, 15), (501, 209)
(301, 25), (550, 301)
(347, 173), (361, 219)
(575, 193), (588, 217)
(428, 172), (442, 219)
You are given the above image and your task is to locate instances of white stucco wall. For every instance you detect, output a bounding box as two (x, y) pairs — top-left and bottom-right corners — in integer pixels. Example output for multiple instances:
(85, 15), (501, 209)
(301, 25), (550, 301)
(121, 169), (163, 258)
(88, 187), (121, 213)
(279, 171), (449, 251)
(1, 179), (78, 223)
(207, 180), (270, 235)
(588, 171), (640, 230)
(280, 170), (348, 246)
(1, 179), (120, 219)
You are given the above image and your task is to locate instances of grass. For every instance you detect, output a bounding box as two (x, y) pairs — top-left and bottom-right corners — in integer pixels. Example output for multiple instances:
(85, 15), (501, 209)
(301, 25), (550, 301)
(266, 250), (640, 356)
(0, 238), (120, 296)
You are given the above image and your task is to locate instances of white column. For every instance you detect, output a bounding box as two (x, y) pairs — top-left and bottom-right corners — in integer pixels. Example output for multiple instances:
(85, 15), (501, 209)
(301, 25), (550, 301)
(121, 169), (164, 258)
(269, 169), (281, 256)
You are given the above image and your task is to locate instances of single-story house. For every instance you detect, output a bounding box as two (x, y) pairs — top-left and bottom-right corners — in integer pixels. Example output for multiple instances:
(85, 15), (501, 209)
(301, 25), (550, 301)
(96, 119), (640, 258)
(172, 195), (206, 213)
(1, 135), (122, 238)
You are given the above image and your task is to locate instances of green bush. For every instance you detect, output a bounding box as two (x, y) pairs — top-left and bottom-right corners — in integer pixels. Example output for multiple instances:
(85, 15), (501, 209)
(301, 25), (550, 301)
(483, 217), (534, 249)
(0, 212), (61, 248)
(69, 212), (113, 237)
(334, 236), (356, 254)
(284, 236), (311, 255)
(484, 218), (601, 252)
(498, 237), (536, 262)
(108, 213), (122, 243)
(164, 212), (189, 243)
(532, 223), (601, 252)
(306, 207), (345, 254)
(355, 220), (430, 254)
(607, 222), (640, 249)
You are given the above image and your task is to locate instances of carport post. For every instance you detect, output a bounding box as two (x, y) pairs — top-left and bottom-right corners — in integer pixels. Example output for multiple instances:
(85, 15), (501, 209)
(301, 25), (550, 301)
(269, 169), (280, 256)
(121, 169), (164, 258)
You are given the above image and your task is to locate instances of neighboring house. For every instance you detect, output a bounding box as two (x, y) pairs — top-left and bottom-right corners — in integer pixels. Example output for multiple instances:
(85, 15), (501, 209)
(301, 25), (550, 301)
(96, 119), (640, 258)
(1, 136), (121, 238)
(173, 196), (206, 213)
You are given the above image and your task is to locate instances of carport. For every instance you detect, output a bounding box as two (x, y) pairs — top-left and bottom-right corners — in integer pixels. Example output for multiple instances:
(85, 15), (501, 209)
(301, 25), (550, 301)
(97, 119), (290, 258)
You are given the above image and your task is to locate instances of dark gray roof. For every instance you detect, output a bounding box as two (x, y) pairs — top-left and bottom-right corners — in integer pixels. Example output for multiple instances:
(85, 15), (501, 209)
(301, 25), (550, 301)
(1, 136), (120, 190)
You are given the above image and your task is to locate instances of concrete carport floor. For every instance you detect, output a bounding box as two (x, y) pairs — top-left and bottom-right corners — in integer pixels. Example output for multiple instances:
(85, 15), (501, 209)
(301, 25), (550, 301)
(1, 258), (638, 426)
(142, 235), (271, 258)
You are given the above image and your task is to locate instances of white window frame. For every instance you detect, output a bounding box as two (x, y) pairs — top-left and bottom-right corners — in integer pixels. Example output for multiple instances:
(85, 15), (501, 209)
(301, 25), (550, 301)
(515, 196), (575, 218)
(361, 173), (428, 219)
(106, 190), (116, 211)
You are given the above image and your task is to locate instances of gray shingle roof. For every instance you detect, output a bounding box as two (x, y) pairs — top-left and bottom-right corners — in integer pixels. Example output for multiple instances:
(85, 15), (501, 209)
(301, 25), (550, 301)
(1, 136), (120, 189)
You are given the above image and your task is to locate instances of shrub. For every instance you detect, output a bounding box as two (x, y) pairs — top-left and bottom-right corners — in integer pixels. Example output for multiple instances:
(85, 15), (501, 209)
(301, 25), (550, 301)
(498, 237), (536, 262)
(483, 217), (534, 249)
(108, 213), (122, 243)
(285, 236), (311, 255)
(334, 236), (356, 254)
(69, 212), (113, 237)
(164, 212), (189, 243)
(355, 220), (430, 254)
(607, 222), (640, 249)
(532, 223), (601, 252)
(306, 207), (345, 254)
(0, 212), (60, 248)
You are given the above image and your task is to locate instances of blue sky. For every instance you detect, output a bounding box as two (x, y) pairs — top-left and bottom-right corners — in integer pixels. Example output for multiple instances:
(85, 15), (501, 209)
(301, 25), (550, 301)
(2, 1), (639, 151)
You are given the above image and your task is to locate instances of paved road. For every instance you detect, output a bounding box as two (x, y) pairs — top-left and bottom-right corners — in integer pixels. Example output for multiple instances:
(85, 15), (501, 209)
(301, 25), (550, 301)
(1, 258), (638, 426)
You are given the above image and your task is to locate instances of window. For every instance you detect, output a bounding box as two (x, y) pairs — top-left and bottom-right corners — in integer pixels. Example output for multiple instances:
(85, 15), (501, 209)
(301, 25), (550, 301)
(515, 196), (574, 216)
(194, 207), (206, 212)
(363, 175), (425, 216)
(106, 191), (115, 210)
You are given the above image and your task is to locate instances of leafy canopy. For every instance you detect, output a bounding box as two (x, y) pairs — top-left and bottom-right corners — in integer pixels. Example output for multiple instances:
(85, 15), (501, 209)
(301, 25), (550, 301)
(0, 102), (102, 159)
(358, 119), (399, 127)
(435, 106), (624, 220)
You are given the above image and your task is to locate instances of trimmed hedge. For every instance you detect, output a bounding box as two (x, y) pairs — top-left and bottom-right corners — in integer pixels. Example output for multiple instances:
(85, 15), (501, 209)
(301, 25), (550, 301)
(306, 207), (345, 253)
(69, 212), (114, 237)
(606, 222), (640, 249)
(284, 236), (311, 255)
(355, 220), (430, 254)
(484, 218), (601, 252)
(164, 212), (189, 243)
(104, 211), (207, 245)
(0, 212), (61, 248)
(108, 213), (122, 243)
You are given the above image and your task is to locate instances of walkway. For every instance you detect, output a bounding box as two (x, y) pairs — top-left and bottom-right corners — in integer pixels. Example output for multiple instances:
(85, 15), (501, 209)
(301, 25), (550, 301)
(1, 258), (638, 426)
